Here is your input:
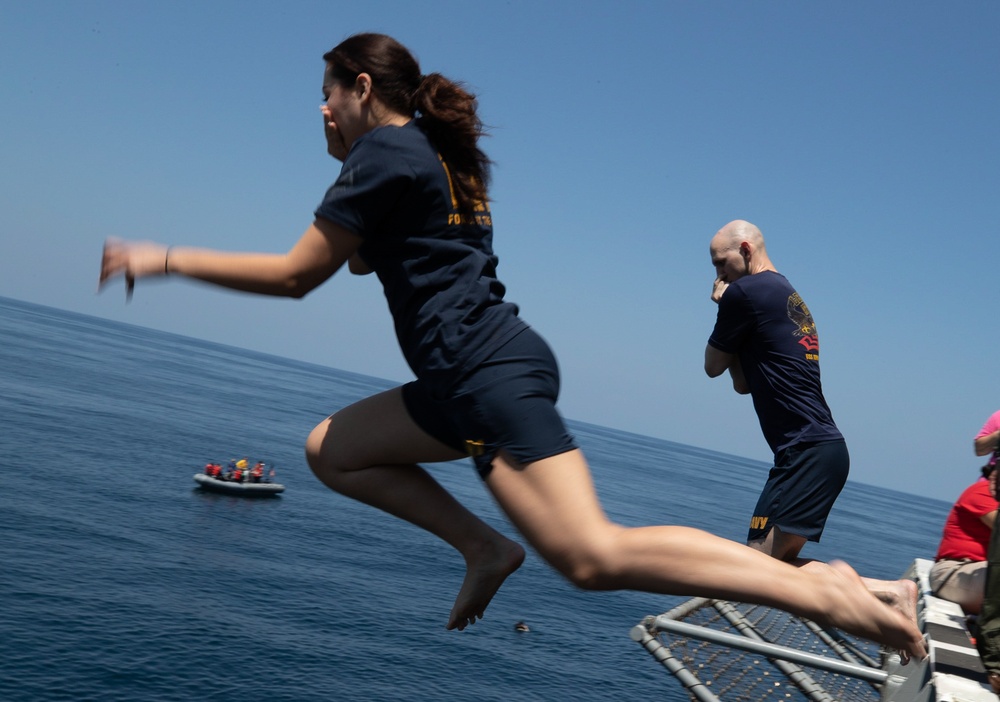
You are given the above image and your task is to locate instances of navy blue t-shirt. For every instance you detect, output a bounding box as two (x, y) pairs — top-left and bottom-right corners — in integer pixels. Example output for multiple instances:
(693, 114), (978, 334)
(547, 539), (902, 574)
(315, 120), (526, 387)
(708, 271), (842, 454)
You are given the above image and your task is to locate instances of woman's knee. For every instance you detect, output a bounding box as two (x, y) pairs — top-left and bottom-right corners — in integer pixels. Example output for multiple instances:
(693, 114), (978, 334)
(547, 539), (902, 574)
(543, 530), (626, 591)
(304, 416), (357, 488)
(305, 389), (464, 495)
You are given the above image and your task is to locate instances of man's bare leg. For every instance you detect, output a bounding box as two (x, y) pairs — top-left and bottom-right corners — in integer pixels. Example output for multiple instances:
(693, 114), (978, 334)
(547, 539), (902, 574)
(306, 387), (525, 630)
(747, 524), (808, 562)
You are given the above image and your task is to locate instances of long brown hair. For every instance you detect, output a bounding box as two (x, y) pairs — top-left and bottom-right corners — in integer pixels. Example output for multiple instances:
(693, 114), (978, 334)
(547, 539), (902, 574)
(323, 33), (491, 217)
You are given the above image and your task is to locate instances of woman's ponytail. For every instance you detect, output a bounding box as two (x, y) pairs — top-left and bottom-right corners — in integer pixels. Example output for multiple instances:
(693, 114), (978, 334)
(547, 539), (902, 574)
(412, 73), (491, 217)
(324, 34), (491, 217)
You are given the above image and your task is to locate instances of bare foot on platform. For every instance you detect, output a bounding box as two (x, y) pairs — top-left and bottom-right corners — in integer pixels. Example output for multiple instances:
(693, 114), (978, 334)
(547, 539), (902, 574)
(447, 537), (525, 631)
(862, 576), (919, 663)
(864, 577), (918, 624)
(817, 561), (927, 662)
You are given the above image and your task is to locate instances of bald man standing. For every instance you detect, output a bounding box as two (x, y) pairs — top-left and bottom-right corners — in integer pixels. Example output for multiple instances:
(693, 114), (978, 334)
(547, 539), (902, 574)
(704, 220), (915, 621)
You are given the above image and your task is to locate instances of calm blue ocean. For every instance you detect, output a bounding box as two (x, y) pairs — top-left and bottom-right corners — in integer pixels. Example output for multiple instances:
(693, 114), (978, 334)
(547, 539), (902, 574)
(0, 296), (952, 701)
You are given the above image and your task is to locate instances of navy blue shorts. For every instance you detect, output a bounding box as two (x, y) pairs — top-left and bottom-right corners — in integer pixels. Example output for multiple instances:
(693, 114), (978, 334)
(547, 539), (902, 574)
(747, 439), (849, 543)
(401, 327), (578, 477)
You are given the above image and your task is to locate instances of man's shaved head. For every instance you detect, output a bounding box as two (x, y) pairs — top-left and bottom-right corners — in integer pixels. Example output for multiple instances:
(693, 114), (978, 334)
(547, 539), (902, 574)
(709, 220), (774, 285)
(713, 220), (766, 253)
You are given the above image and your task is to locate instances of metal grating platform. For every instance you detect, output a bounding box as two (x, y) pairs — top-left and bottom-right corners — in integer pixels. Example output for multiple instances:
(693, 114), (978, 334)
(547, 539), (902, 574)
(631, 559), (998, 702)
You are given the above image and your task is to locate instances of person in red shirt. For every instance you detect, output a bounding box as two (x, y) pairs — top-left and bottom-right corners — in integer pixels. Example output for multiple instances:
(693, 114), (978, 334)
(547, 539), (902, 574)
(930, 465), (998, 614)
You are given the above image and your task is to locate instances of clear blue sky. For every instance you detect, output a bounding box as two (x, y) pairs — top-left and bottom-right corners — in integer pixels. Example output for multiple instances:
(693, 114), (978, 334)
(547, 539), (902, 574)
(3, 1), (998, 501)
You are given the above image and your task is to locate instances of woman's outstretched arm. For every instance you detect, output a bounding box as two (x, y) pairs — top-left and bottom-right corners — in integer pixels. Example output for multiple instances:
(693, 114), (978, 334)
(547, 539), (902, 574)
(99, 217), (362, 299)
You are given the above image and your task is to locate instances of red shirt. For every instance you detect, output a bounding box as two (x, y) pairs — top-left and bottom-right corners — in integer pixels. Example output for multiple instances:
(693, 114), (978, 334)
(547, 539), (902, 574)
(936, 477), (998, 561)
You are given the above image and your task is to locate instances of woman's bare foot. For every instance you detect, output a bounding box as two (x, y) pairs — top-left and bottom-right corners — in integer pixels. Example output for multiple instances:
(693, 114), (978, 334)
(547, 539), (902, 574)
(861, 576), (919, 663)
(817, 561), (927, 661)
(447, 538), (526, 630)
(863, 577), (918, 624)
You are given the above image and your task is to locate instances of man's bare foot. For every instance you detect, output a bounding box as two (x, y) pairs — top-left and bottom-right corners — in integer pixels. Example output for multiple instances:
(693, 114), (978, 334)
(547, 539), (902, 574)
(447, 537), (525, 630)
(816, 561), (927, 662)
